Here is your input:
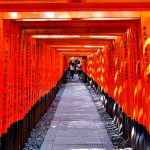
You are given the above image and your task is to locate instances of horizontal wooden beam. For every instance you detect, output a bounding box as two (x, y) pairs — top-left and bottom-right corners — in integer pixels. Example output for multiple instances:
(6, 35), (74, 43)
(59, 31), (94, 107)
(3, 11), (140, 19)
(56, 49), (97, 52)
(60, 51), (93, 56)
(0, 3), (150, 12)
(19, 20), (138, 29)
(45, 39), (110, 45)
(24, 28), (125, 35)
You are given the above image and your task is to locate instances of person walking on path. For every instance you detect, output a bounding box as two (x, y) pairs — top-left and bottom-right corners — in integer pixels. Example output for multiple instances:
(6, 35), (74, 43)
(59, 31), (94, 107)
(76, 63), (82, 79)
(69, 62), (75, 79)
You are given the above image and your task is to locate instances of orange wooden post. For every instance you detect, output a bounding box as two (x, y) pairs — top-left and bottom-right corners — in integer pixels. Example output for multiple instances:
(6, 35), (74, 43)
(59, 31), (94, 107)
(143, 43), (150, 133)
(81, 56), (87, 74)
(2, 20), (10, 135)
(0, 13), (3, 139)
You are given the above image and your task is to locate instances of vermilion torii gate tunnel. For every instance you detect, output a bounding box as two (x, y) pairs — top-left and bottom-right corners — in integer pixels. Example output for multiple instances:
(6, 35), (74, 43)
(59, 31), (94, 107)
(0, 0), (150, 150)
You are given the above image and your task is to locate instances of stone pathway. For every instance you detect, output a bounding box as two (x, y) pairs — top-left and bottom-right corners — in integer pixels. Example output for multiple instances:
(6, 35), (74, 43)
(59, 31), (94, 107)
(41, 76), (114, 150)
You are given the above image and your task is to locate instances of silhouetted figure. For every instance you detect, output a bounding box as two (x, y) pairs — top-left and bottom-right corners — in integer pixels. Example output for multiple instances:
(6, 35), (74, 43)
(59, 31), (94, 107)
(76, 63), (82, 79)
(69, 62), (75, 79)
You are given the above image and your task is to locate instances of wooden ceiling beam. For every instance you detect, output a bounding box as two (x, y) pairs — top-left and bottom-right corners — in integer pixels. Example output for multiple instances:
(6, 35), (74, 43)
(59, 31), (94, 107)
(24, 28), (126, 35)
(60, 51), (93, 56)
(18, 20), (138, 29)
(0, 2), (150, 12)
(45, 39), (110, 45)
(56, 49), (97, 52)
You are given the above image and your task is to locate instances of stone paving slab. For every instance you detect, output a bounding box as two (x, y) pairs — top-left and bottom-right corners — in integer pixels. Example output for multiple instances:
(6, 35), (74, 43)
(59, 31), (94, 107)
(54, 136), (101, 144)
(41, 77), (114, 150)
(40, 141), (53, 150)
(52, 144), (104, 150)
(56, 130), (99, 137)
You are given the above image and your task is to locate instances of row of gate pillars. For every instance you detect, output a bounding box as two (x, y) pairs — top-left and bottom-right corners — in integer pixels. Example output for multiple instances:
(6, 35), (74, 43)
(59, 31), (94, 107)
(1, 70), (149, 150)
(0, 71), (68, 150)
(82, 73), (150, 150)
